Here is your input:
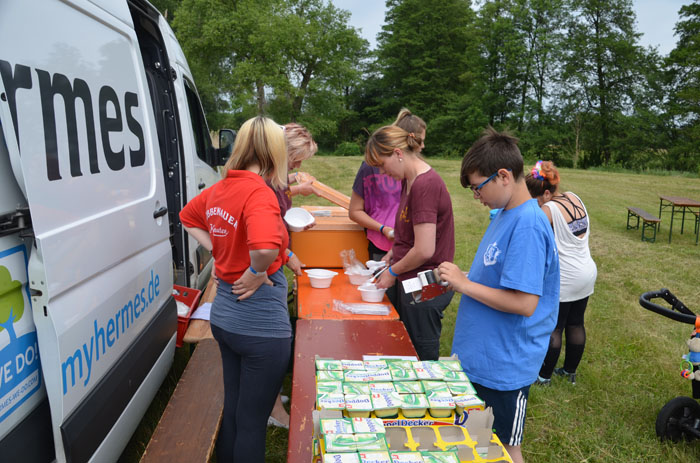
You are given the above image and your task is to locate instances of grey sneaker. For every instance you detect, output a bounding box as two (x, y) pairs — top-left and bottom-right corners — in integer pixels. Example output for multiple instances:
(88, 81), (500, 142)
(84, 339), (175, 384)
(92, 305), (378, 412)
(554, 367), (576, 384)
(534, 376), (551, 386)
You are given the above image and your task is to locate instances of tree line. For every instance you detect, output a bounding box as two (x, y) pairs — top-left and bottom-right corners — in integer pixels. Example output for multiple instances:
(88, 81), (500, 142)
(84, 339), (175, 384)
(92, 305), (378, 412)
(153, 0), (700, 172)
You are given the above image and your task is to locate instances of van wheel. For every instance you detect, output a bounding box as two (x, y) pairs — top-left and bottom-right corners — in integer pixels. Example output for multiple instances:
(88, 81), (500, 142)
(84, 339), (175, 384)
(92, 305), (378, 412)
(656, 396), (700, 442)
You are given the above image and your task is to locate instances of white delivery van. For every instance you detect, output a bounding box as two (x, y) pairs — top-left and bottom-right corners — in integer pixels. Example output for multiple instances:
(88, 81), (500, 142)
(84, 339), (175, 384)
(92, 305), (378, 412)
(0, 1), (231, 461)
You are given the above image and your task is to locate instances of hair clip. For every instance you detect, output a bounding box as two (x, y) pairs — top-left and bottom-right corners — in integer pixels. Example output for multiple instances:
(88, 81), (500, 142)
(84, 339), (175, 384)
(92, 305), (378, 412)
(531, 160), (546, 181)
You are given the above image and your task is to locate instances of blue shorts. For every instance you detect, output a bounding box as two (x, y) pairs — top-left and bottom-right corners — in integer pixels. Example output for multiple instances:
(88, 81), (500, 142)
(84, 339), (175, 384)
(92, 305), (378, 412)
(472, 382), (530, 446)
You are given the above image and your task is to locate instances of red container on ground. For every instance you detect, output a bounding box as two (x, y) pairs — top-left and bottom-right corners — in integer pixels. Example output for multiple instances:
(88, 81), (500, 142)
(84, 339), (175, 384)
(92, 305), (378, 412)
(173, 284), (202, 347)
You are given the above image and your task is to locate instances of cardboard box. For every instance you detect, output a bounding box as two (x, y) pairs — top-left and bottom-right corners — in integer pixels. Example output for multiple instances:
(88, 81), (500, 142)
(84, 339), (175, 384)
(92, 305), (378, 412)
(291, 206), (368, 268)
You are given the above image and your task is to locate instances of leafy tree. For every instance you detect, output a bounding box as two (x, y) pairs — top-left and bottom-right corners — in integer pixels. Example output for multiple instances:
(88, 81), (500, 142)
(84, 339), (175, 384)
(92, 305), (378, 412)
(666, 1), (700, 171)
(561, 0), (644, 166)
(375, 0), (477, 155)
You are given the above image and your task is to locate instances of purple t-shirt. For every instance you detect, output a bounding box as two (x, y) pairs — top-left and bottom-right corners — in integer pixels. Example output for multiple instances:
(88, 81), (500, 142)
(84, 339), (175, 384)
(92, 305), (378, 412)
(268, 181), (292, 240)
(352, 162), (401, 251)
(392, 168), (455, 281)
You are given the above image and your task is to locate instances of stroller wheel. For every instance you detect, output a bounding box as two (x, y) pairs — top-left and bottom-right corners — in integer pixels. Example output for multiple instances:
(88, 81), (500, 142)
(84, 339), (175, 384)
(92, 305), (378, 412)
(656, 396), (700, 442)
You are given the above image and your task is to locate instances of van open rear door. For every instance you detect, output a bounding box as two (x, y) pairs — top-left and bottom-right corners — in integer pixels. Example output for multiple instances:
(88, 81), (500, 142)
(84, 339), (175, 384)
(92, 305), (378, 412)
(0, 1), (176, 461)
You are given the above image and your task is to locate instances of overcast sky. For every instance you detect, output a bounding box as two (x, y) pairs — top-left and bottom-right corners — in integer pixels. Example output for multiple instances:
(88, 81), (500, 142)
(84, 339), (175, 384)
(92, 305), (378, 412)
(331, 0), (691, 56)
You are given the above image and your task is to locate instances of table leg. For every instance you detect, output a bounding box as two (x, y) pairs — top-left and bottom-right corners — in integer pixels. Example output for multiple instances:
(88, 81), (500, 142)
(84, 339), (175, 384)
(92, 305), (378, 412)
(669, 205), (675, 243)
(658, 199), (663, 232)
(681, 207), (687, 234)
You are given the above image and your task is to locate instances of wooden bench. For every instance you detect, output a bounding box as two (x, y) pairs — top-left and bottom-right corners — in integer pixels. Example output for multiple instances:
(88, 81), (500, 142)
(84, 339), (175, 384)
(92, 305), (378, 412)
(140, 278), (223, 463)
(627, 207), (661, 243)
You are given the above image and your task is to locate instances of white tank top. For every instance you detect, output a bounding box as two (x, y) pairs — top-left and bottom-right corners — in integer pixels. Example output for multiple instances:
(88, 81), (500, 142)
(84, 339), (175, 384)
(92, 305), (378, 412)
(544, 192), (597, 302)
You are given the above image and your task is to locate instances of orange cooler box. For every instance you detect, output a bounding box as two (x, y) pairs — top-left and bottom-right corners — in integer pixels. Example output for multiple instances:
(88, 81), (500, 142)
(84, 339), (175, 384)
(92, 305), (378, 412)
(291, 206), (368, 268)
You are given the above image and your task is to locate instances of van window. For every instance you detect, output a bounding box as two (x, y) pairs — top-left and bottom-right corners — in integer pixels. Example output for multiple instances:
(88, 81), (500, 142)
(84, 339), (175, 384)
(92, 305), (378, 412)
(184, 81), (215, 167)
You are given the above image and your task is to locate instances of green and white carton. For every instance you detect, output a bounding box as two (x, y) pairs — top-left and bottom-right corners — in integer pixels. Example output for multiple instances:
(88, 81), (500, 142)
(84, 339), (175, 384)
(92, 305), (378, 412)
(317, 381), (344, 394)
(393, 381), (424, 394)
(389, 366), (417, 381)
(324, 434), (357, 453)
(442, 370), (468, 382)
(316, 358), (343, 371)
(343, 382), (371, 395)
(420, 450), (459, 463)
(342, 360), (365, 370)
(368, 382), (396, 394)
(446, 381), (476, 396)
(351, 417), (385, 434)
(344, 394), (373, 417)
(389, 452), (425, 463)
(318, 393), (346, 411)
(420, 381), (450, 394)
(321, 418), (354, 435)
(358, 450), (392, 463)
(354, 433), (388, 451)
(318, 370), (345, 381)
(324, 453), (361, 463)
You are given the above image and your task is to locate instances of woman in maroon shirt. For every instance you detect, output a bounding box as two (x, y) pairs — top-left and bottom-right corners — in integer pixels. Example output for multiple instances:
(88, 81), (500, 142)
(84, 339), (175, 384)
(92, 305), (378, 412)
(365, 125), (455, 360)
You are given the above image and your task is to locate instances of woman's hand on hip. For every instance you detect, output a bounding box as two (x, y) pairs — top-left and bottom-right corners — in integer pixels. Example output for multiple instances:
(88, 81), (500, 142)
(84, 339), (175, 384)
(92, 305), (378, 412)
(232, 268), (273, 300)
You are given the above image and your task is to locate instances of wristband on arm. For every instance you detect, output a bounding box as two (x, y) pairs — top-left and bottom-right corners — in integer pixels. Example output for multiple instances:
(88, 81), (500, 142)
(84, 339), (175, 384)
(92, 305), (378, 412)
(379, 225), (385, 234)
(249, 266), (259, 275)
(287, 250), (294, 258)
(388, 266), (398, 277)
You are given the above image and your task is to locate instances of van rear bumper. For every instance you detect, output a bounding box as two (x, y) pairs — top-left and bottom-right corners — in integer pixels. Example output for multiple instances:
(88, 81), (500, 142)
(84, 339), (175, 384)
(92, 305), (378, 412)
(60, 295), (176, 463)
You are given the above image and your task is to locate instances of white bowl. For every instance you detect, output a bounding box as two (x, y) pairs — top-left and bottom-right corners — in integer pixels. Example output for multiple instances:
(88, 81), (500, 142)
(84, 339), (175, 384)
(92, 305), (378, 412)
(358, 283), (387, 302)
(345, 269), (373, 285)
(305, 269), (338, 288)
(284, 207), (315, 232)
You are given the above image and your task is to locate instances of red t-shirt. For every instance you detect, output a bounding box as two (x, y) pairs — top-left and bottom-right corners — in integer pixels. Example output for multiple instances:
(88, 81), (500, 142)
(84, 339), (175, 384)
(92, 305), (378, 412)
(392, 168), (455, 280)
(180, 170), (289, 283)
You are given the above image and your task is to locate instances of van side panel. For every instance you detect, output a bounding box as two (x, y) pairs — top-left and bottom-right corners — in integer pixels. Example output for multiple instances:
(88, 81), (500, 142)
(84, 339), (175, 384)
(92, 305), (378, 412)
(1, 1), (175, 461)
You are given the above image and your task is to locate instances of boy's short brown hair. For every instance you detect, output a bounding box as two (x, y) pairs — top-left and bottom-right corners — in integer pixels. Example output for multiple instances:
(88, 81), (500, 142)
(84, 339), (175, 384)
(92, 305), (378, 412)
(460, 126), (524, 188)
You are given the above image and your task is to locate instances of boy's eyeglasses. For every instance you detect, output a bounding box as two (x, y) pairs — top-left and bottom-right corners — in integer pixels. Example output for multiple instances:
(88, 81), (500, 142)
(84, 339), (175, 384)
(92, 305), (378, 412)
(468, 169), (511, 196)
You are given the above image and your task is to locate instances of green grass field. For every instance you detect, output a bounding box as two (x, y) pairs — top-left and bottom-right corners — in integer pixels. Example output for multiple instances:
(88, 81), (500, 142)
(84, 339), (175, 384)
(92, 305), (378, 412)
(123, 156), (700, 462)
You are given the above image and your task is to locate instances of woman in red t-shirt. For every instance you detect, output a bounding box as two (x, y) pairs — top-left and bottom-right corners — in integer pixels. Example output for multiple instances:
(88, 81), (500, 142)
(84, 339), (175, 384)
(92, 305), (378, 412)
(365, 125), (455, 361)
(180, 116), (291, 462)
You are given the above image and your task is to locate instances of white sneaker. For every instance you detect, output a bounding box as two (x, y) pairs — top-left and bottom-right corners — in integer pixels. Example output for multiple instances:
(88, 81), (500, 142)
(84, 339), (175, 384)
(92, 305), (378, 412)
(281, 395), (290, 404)
(267, 416), (289, 429)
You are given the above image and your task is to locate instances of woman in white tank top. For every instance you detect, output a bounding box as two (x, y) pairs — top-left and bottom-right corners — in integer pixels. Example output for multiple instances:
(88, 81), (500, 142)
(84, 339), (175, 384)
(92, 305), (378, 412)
(526, 161), (597, 385)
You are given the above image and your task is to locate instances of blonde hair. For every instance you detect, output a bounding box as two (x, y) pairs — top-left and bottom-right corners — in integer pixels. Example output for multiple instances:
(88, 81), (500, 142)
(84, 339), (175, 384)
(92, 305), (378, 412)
(222, 116), (287, 189)
(284, 123), (317, 164)
(365, 125), (420, 167)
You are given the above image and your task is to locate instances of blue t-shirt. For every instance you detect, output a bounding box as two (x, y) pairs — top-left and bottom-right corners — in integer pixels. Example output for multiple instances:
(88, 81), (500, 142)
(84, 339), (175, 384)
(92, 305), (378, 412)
(452, 199), (560, 390)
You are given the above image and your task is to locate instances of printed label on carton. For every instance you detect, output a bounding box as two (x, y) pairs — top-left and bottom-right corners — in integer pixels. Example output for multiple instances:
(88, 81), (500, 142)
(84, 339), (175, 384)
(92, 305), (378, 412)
(316, 358), (343, 371)
(393, 381), (424, 394)
(363, 360), (387, 370)
(318, 393), (346, 410)
(385, 359), (413, 370)
(345, 369), (392, 383)
(342, 360), (365, 370)
(369, 382), (396, 393)
(371, 392), (402, 410)
(446, 381), (476, 396)
(345, 394), (373, 411)
(401, 393), (429, 409)
(436, 360), (463, 372)
(324, 434), (357, 452)
(389, 452), (424, 463)
(354, 433), (388, 451)
(321, 418), (354, 435)
(324, 453), (361, 463)
(421, 381), (450, 393)
(412, 363), (444, 380)
(318, 370), (345, 381)
(351, 417), (386, 434)
(442, 370), (468, 382)
(359, 451), (392, 463)
(344, 383), (371, 395)
(317, 381), (344, 394)
(427, 392), (455, 408)
(453, 394), (484, 409)
(389, 367), (417, 381)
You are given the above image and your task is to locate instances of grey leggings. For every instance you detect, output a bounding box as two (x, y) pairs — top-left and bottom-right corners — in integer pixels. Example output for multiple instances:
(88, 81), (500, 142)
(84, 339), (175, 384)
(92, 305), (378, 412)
(211, 325), (291, 462)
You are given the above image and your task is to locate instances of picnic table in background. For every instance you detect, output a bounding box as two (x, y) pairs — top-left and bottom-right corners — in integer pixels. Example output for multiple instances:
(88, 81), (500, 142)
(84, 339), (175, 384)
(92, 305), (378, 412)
(657, 195), (700, 244)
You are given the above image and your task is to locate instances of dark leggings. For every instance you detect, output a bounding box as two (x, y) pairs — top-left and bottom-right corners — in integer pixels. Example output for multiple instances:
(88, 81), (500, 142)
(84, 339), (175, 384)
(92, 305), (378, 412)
(539, 296), (589, 379)
(211, 325), (291, 463)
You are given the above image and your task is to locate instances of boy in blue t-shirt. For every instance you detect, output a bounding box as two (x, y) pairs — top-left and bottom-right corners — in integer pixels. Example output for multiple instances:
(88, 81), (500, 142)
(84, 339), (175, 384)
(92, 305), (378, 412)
(438, 127), (559, 463)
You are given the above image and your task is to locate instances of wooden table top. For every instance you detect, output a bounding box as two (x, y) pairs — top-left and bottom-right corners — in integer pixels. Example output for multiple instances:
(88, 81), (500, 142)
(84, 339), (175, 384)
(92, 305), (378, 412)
(659, 195), (700, 208)
(287, 319), (416, 463)
(296, 269), (399, 320)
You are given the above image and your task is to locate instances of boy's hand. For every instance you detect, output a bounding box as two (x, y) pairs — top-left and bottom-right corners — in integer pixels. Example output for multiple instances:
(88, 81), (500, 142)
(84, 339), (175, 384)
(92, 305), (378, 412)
(438, 262), (469, 293)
